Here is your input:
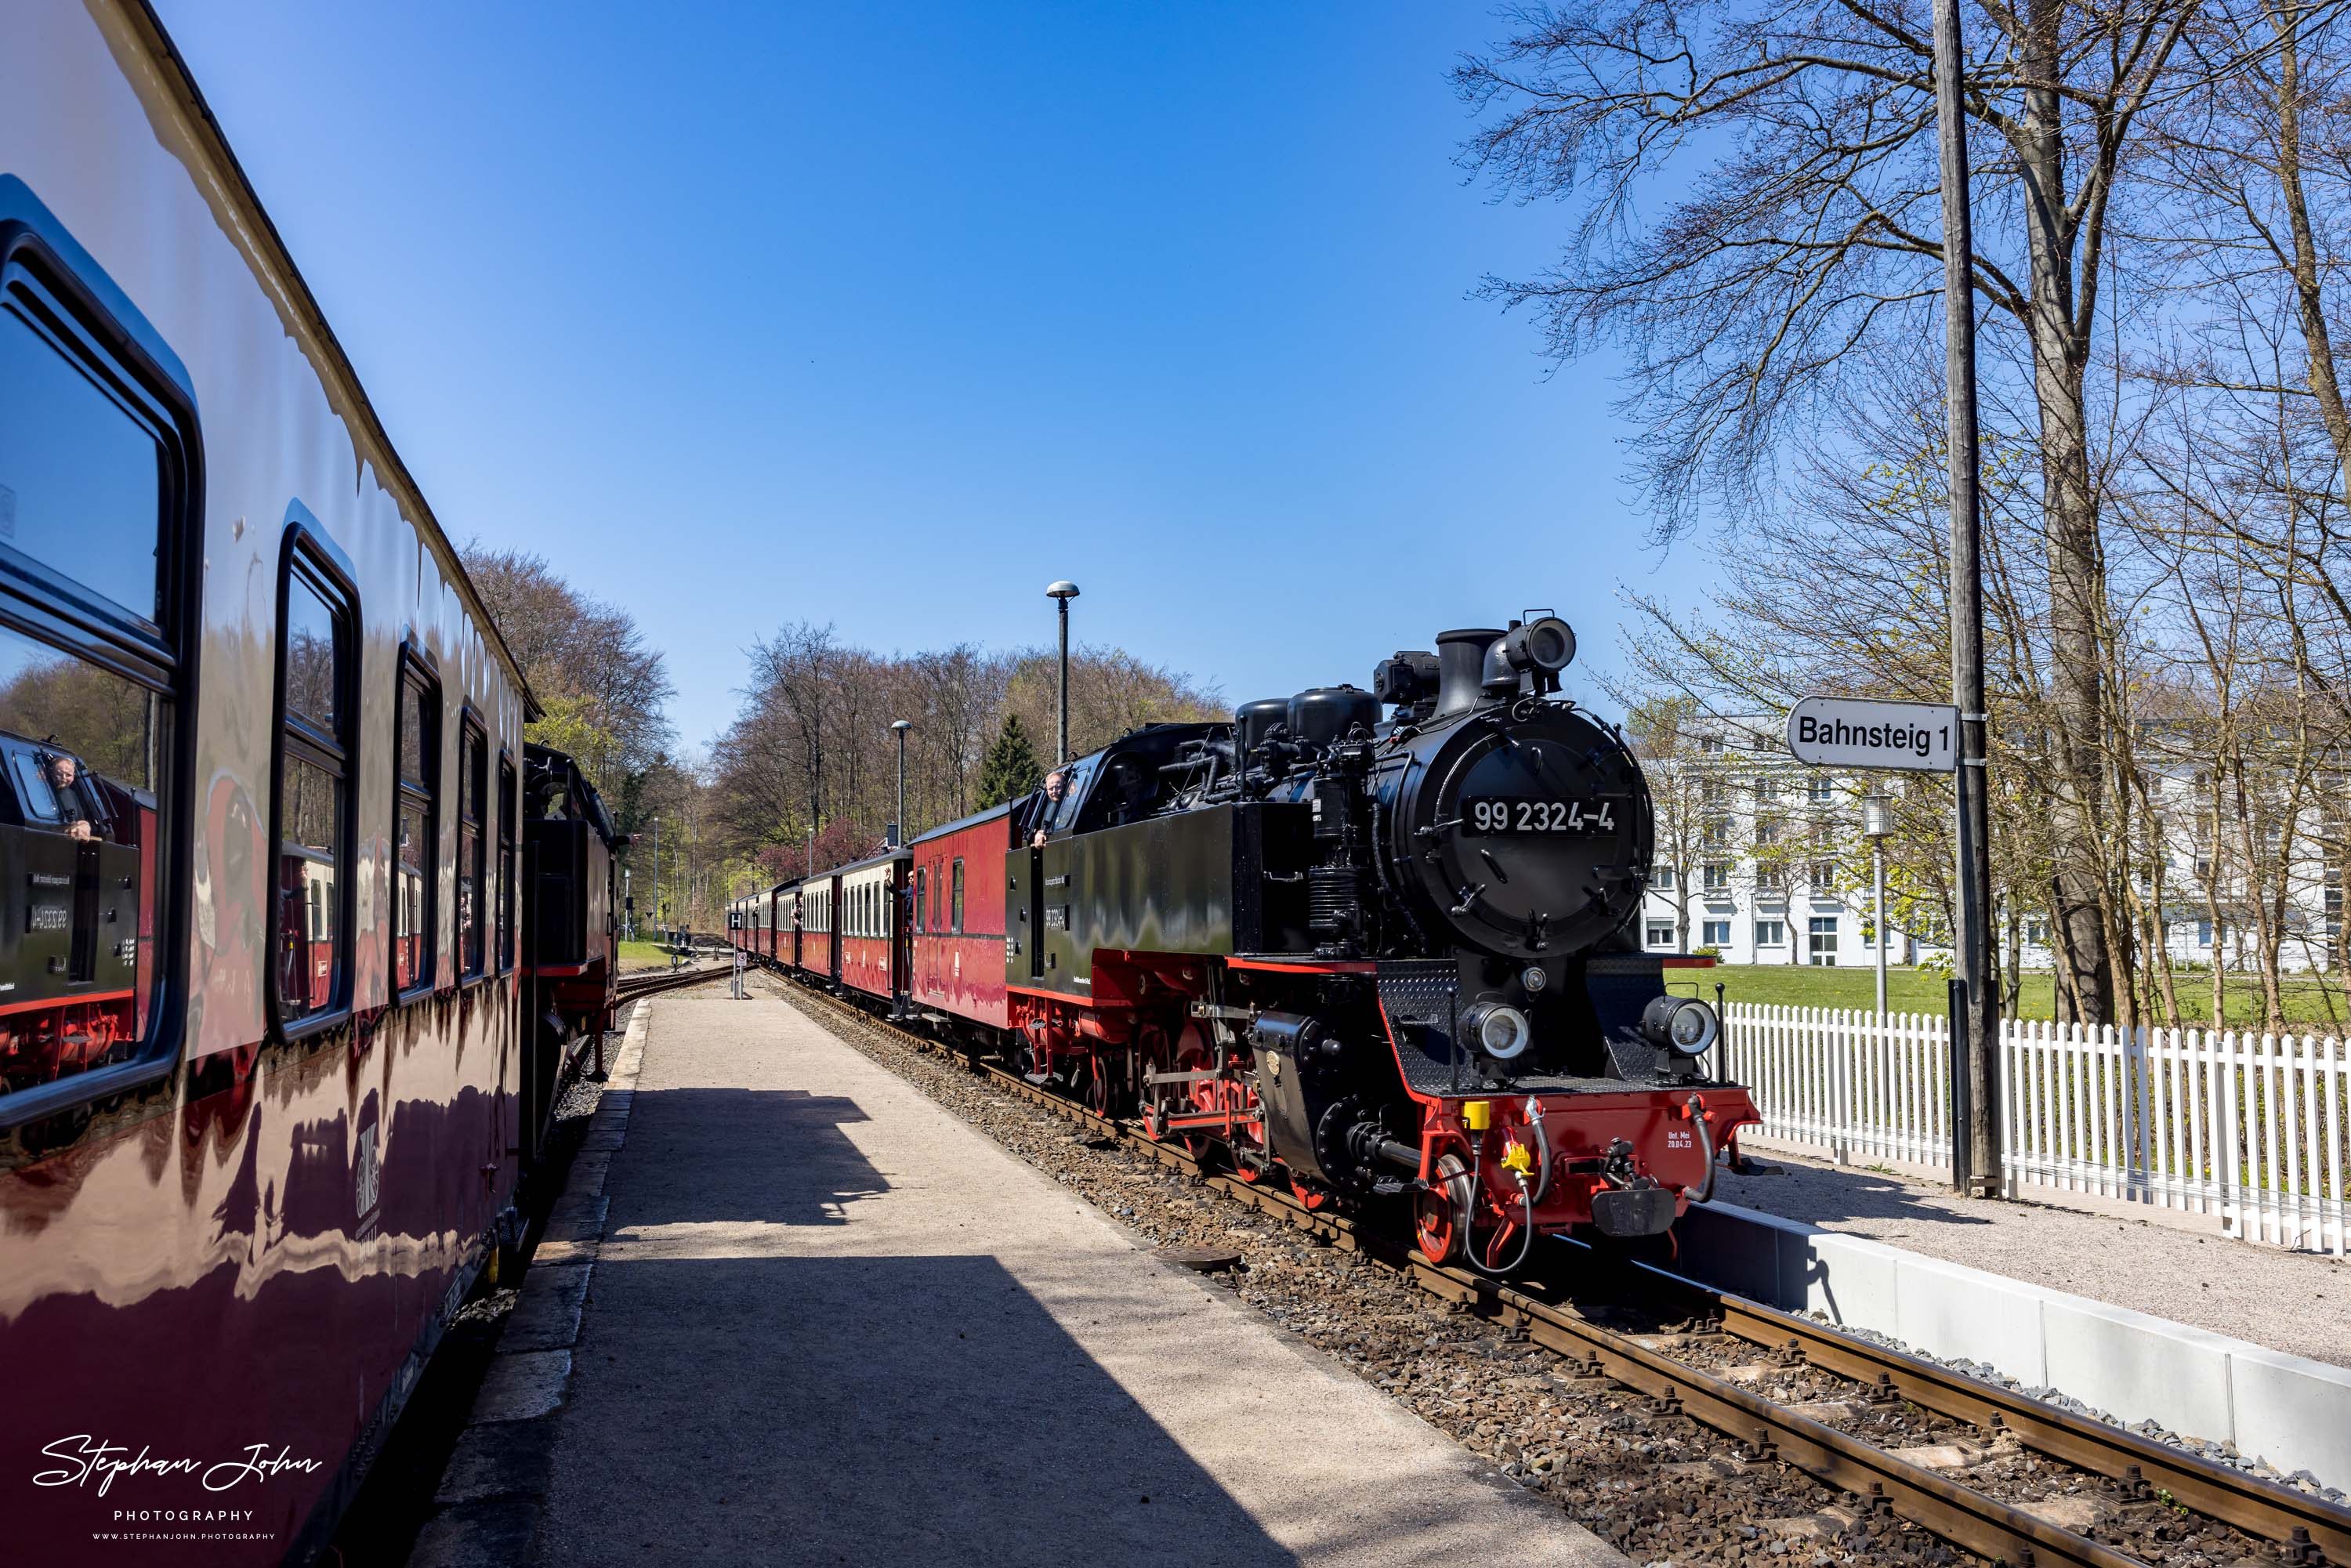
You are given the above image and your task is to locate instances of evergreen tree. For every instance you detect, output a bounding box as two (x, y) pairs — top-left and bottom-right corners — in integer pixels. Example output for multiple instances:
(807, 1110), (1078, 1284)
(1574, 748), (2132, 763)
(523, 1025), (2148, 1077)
(976, 712), (1044, 806)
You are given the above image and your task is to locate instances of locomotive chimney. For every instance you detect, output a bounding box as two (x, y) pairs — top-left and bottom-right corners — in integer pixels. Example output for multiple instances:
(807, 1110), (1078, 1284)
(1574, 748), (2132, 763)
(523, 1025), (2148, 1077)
(1433, 628), (1503, 717)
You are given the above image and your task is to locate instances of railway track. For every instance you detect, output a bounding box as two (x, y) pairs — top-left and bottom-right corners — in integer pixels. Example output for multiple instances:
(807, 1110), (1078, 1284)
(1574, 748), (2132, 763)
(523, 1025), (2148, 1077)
(616, 961), (733, 1002)
(766, 970), (2351, 1568)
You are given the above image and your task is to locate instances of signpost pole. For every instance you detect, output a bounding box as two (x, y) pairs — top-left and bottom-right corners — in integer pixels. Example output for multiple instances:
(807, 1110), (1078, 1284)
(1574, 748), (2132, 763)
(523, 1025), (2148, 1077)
(1933, 0), (2001, 1197)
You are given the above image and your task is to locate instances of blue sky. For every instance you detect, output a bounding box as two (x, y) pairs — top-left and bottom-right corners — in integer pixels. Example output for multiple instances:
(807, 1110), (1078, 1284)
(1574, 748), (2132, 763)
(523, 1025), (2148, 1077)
(156, 2), (1718, 751)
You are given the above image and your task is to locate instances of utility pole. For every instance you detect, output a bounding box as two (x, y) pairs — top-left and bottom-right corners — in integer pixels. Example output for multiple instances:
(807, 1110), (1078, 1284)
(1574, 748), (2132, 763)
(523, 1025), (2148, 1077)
(652, 816), (662, 939)
(890, 719), (911, 848)
(1933, 0), (1999, 1197)
(1047, 580), (1080, 765)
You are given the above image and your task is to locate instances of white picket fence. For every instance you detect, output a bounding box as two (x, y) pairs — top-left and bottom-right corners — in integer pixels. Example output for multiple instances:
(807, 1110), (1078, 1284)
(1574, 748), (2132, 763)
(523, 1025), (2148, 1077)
(1725, 1002), (2350, 1255)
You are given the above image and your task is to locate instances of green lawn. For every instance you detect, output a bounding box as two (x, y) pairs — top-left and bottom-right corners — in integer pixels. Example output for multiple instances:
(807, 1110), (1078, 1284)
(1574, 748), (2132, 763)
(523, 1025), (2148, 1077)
(618, 939), (684, 972)
(1690, 962), (2349, 1031)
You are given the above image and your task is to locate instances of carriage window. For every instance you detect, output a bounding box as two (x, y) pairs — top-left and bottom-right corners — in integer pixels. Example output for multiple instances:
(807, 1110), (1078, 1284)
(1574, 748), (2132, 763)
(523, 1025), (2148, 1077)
(394, 663), (437, 994)
(277, 562), (350, 1024)
(0, 624), (172, 1095)
(0, 306), (165, 625)
(951, 858), (965, 933)
(915, 868), (926, 932)
(0, 248), (186, 1104)
(458, 718), (486, 977)
(498, 754), (516, 970)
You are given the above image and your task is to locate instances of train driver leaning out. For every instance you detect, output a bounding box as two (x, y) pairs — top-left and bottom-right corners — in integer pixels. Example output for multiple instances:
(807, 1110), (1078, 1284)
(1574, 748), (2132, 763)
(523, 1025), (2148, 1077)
(45, 753), (96, 842)
(1029, 768), (1069, 849)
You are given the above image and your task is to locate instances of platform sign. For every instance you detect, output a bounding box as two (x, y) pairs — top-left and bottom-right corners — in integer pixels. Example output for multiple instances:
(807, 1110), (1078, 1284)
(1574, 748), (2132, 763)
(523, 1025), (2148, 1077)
(1785, 696), (1958, 772)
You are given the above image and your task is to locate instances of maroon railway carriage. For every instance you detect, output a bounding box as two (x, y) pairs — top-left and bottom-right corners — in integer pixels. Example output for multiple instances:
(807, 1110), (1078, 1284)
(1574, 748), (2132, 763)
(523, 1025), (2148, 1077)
(0, 12), (634, 1559)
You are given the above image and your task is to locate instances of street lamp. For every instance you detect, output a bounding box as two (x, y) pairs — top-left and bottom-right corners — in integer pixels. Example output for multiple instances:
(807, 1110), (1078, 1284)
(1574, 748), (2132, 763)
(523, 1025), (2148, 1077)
(1862, 794), (1894, 1016)
(1046, 580), (1080, 766)
(890, 719), (912, 847)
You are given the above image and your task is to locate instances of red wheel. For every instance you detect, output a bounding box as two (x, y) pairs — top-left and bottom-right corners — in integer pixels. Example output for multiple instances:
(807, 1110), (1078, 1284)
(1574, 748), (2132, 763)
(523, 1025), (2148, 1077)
(1289, 1174), (1335, 1211)
(1079, 1057), (1113, 1118)
(1415, 1153), (1471, 1263)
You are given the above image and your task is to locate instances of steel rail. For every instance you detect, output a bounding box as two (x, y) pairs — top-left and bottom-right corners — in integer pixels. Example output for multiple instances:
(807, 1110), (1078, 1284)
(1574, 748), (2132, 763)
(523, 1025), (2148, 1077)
(616, 962), (732, 1002)
(775, 971), (2351, 1568)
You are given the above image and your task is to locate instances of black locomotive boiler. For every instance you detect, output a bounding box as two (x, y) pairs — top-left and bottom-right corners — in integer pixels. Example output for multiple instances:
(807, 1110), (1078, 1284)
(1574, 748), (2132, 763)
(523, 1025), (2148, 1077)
(984, 612), (1761, 1271)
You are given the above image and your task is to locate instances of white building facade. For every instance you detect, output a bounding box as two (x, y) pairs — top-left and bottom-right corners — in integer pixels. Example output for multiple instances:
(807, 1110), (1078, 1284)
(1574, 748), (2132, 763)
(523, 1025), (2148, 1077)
(1635, 715), (2344, 975)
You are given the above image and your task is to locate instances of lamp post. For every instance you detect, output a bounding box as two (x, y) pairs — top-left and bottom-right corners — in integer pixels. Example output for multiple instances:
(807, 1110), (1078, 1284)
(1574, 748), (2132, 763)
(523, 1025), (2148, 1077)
(651, 816), (661, 940)
(1863, 794), (1893, 1016)
(1046, 580), (1080, 765)
(890, 719), (912, 847)
(806, 824), (814, 878)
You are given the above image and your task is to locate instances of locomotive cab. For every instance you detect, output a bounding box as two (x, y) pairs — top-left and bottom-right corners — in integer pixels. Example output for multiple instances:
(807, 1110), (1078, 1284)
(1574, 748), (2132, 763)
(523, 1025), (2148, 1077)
(0, 732), (148, 1093)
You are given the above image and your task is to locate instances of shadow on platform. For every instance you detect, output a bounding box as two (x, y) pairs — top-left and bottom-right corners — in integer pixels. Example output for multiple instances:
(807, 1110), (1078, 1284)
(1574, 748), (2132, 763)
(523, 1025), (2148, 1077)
(614, 1086), (887, 1226)
(545, 1249), (1312, 1566)
(1717, 1154), (1991, 1226)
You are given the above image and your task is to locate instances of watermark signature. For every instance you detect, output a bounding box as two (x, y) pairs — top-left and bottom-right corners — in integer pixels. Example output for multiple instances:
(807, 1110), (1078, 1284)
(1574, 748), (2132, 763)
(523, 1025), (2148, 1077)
(34, 1436), (321, 1497)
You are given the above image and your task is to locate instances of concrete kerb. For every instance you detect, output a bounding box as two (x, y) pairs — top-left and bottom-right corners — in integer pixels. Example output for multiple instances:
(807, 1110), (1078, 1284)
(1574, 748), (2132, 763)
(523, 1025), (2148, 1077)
(408, 1001), (653, 1568)
(1675, 1200), (2351, 1490)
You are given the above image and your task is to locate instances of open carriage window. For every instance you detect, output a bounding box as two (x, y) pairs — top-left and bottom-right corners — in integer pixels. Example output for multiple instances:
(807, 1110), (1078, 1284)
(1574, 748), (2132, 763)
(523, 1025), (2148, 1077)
(0, 208), (190, 1110)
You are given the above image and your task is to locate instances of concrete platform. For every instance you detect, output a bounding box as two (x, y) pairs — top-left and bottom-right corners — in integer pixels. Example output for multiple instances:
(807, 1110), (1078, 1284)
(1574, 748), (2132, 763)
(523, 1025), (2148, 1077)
(533, 994), (1628, 1568)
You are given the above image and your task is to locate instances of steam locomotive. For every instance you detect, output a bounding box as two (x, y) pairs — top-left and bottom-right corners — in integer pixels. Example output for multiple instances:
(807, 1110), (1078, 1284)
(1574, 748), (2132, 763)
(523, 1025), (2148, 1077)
(739, 614), (1760, 1270)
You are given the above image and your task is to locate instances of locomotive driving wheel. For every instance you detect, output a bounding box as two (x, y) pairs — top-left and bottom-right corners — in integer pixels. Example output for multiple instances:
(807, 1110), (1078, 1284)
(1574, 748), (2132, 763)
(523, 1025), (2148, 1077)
(1415, 1152), (1473, 1263)
(1286, 1170), (1335, 1211)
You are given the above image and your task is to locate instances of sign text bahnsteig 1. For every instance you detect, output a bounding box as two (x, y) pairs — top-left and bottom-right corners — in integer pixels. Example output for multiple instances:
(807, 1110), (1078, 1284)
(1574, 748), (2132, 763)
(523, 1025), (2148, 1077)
(1783, 695), (1960, 772)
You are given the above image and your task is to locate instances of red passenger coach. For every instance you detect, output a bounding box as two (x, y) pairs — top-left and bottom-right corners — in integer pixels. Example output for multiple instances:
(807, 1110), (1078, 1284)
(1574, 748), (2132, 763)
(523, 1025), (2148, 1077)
(834, 849), (910, 1006)
(907, 805), (1012, 1030)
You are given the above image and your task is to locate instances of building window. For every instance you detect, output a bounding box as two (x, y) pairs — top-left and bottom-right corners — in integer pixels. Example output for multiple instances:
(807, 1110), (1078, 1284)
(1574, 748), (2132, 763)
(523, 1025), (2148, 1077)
(1756, 919), (1786, 946)
(1753, 777), (1777, 803)
(1646, 922), (1673, 947)
(394, 662), (437, 994)
(1698, 733), (1724, 754)
(2197, 919), (2213, 947)
(458, 717), (486, 977)
(1702, 919), (1732, 946)
(1703, 817), (1732, 848)
(1809, 860), (1836, 891)
(1807, 777), (1833, 804)
(1702, 863), (1730, 891)
(2025, 918), (2047, 945)
(1651, 865), (1675, 891)
(1809, 915), (1838, 965)
(1755, 864), (1785, 891)
(277, 550), (353, 1023)
(498, 754), (516, 970)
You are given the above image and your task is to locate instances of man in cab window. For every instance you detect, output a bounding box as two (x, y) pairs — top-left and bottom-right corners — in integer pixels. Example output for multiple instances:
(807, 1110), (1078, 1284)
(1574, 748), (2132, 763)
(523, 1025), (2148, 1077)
(44, 752), (96, 842)
(1028, 768), (1068, 849)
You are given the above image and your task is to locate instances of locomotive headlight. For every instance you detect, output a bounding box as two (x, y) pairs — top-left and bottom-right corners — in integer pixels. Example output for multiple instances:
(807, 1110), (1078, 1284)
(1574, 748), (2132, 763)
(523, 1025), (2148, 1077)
(1466, 1002), (1531, 1061)
(1640, 996), (1720, 1058)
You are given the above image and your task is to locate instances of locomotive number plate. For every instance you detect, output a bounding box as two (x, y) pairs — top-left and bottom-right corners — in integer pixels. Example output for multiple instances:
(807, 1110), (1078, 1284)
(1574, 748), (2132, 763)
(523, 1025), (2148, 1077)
(1462, 797), (1615, 834)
